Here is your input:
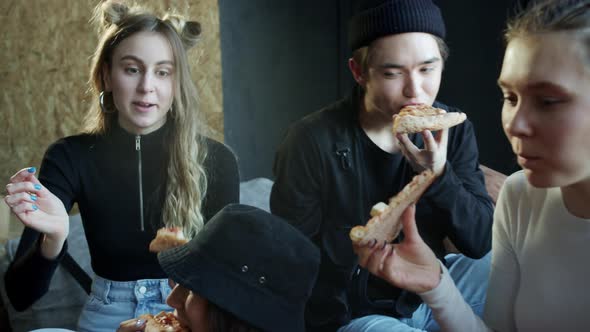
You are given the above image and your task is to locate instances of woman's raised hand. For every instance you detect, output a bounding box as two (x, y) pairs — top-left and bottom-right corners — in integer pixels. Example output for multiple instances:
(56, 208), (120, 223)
(4, 167), (69, 259)
(353, 205), (442, 294)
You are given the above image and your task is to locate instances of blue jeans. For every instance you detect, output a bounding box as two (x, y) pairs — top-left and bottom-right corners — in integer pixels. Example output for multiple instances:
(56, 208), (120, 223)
(338, 252), (491, 332)
(77, 276), (173, 332)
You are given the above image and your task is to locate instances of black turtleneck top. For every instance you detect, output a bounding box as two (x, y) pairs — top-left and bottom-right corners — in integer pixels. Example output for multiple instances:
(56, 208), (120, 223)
(4, 122), (240, 311)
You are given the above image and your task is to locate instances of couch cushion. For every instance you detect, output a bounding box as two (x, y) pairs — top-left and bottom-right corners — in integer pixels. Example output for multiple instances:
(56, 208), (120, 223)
(0, 214), (93, 331)
(480, 165), (507, 205)
(239, 178), (273, 212)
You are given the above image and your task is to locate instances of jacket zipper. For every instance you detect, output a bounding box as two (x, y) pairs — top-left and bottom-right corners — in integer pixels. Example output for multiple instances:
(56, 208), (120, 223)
(136, 135), (145, 231)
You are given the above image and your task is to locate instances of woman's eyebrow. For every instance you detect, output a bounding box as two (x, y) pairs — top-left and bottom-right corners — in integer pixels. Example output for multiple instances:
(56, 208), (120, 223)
(526, 81), (569, 94)
(119, 55), (174, 66)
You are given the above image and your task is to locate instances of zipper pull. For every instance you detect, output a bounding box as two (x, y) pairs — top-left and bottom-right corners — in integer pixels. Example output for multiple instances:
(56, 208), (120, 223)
(135, 135), (141, 151)
(335, 148), (352, 170)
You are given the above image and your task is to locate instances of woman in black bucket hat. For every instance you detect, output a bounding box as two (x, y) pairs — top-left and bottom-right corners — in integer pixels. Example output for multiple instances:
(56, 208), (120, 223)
(119, 203), (321, 331)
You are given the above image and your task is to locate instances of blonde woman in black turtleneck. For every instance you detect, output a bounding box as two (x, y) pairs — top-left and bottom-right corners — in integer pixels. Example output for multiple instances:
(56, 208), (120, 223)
(3, 1), (239, 331)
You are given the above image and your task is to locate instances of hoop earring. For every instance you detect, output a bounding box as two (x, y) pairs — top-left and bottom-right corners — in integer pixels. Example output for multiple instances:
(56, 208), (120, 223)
(99, 91), (108, 113)
(169, 103), (176, 119)
(99, 91), (117, 114)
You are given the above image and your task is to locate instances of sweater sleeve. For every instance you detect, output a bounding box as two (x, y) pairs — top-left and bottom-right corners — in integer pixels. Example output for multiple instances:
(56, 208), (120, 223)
(3, 139), (77, 311)
(482, 174), (521, 332)
(422, 118), (494, 258)
(420, 261), (492, 332)
(202, 138), (240, 221)
(4, 228), (68, 311)
(420, 174), (524, 332)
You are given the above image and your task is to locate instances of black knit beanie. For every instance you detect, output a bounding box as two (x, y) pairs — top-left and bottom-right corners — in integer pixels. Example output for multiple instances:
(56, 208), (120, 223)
(348, 0), (446, 51)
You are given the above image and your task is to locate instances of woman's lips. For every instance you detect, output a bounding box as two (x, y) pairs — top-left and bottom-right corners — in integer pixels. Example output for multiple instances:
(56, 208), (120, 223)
(517, 154), (542, 168)
(132, 101), (155, 112)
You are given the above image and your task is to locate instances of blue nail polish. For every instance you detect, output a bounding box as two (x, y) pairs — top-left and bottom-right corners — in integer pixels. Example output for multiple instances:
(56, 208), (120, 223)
(28, 167), (36, 173)
(34, 184), (41, 190)
(30, 194), (37, 201)
(32, 205), (38, 211)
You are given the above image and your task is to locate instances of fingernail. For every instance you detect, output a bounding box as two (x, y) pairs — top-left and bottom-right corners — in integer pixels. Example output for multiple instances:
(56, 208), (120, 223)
(381, 241), (387, 250)
(34, 184), (41, 190)
(32, 205), (38, 211)
(28, 167), (36, 173)
(135, 319), (146, 327)
(30, 194), (37, 201)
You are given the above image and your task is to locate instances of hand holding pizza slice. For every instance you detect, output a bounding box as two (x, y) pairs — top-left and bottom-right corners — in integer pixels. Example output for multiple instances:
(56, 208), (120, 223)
(394, 104), (464, 176)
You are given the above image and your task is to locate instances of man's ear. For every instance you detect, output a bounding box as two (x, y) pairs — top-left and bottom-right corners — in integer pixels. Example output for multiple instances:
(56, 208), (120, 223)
(348, 57), (365, 86)
(102, 64), (112, 92)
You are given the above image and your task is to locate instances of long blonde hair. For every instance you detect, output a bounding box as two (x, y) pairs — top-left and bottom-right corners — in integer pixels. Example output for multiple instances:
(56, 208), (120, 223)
(86, 0), (208, 237)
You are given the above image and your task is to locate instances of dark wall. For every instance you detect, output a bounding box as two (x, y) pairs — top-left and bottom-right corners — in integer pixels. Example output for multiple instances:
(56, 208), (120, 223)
(220, 1), (520, 181)
(219, 0), (353, 180)
(435, 0), (519, 175)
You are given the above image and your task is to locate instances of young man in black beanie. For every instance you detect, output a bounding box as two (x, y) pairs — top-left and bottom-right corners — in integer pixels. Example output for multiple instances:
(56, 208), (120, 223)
(271, 0), (494, 331)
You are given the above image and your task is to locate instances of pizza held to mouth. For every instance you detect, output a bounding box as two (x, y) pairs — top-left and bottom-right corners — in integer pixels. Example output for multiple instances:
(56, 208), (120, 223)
(393, 104), (467, 134)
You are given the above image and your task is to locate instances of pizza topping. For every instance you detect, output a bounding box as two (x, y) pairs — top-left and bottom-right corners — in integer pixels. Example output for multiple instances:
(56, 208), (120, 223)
(143, 311), (188, 332)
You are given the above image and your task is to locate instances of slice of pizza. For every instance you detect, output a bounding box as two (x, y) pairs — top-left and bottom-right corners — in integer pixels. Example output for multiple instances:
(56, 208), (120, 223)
(149, 227), (188, 253)
(393, 104), (467, 134)
(141, 311), (188, 332)
(349, 170), (436, 246)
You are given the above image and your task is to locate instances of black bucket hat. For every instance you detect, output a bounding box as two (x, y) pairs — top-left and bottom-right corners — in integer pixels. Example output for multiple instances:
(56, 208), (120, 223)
(348, 0), (446, 51)
(158, 204), (320, 332)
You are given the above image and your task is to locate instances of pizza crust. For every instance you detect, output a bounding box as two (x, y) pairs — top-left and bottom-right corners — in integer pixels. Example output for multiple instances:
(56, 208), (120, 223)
(349, 170), (436, 245)
(393, 104), (467, 134)
(149, 227), (188, 253)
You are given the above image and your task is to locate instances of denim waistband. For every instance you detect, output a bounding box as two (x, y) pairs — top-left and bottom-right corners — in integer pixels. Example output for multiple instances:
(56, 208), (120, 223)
(91, 275), (171, 304)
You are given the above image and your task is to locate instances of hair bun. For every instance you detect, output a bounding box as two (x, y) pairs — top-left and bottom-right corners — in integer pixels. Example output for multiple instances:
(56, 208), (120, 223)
(93, 0), (130, 32)
(164, 14), (202, 50)
(181, 21), (202, 49)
